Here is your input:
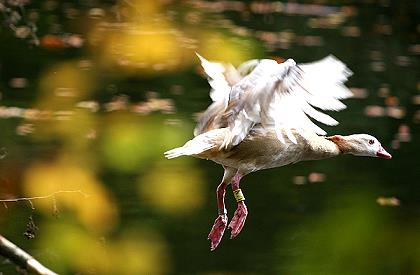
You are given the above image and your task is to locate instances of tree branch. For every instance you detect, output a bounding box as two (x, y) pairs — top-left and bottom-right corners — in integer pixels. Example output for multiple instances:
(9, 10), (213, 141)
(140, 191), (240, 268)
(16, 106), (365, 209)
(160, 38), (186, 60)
(0, 190), (90, 209)
(0, 234), (57, 275)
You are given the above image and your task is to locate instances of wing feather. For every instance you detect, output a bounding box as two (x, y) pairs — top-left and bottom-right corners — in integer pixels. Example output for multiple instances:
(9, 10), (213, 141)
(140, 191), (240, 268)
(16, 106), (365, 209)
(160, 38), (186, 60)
(219, 55), (353, 147)
(194, 54), (242, 136)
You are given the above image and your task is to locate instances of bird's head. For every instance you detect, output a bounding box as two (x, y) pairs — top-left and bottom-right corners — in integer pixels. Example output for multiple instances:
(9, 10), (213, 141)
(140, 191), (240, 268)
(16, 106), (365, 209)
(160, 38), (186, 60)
(345, 134), (392, 159)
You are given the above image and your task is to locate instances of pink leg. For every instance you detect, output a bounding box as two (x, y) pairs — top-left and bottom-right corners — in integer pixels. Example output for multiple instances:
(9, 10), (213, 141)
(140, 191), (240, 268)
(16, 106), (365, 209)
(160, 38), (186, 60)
(228, 173), (248, 239)
(208, 181), (228, 251)
(208, 168), (235, 251)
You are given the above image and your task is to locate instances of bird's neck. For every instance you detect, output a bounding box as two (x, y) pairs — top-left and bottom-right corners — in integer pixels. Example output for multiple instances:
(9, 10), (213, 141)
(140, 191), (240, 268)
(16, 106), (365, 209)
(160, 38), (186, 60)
(304, 135), (349, 160)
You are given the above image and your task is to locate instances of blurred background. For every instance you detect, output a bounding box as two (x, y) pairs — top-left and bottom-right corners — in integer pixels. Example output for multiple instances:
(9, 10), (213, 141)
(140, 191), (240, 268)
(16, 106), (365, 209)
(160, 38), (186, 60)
(0, 0), (419, 274)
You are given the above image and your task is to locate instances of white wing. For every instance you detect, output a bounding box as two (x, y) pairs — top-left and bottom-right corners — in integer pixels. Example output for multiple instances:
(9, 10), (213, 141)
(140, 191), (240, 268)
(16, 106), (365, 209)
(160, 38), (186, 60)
(195, 53), (235, 103)
(193, 54), (260, 136)
(221, 55), (353, 148)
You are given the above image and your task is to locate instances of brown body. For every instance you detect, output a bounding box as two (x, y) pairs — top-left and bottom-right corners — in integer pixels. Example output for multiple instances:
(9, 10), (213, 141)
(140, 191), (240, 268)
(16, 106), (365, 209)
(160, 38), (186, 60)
(193, 127), (343, 175)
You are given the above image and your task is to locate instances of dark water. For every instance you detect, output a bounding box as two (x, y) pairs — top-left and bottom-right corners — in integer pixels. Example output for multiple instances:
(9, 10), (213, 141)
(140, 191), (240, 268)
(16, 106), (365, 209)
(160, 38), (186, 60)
(0, 1), (419, 274)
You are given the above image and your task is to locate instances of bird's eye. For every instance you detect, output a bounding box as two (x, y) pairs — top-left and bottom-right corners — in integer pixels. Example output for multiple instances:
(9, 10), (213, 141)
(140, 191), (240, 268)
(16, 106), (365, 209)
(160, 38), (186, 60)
(368, 139), (375, 145)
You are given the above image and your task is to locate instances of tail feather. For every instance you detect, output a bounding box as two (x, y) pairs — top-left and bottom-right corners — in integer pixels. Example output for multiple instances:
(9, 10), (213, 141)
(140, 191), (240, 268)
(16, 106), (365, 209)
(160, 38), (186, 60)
(164, 147), (189, 159)
(164, 140), (216, 159)
(165, 128), (226, 159)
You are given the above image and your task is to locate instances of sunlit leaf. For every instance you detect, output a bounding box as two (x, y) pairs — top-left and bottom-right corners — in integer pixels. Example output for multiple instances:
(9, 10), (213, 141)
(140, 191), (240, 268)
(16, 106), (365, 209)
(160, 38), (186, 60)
(101, 113), (192, 172)
(23, 159), (118, 233)
(138, 161), (205, 215)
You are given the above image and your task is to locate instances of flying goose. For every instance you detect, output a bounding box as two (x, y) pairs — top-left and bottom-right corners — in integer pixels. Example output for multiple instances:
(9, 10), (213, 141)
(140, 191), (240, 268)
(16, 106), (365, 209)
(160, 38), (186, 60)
(165, 53), (392, 250)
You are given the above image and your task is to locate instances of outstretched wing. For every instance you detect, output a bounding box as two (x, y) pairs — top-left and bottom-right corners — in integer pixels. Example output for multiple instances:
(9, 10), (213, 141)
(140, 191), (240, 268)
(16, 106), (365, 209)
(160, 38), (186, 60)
(193, 54), (260, 136)
(221, 55), (353, 148)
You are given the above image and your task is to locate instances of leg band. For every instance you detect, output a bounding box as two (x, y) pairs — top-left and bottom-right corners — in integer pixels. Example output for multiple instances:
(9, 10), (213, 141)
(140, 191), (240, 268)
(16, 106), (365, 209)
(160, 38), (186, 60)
(233, 189), (245, 202)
